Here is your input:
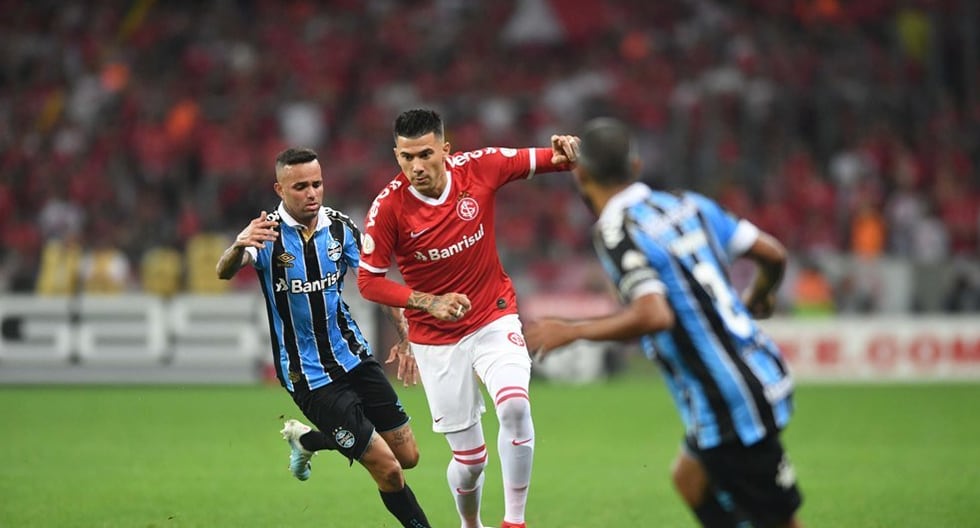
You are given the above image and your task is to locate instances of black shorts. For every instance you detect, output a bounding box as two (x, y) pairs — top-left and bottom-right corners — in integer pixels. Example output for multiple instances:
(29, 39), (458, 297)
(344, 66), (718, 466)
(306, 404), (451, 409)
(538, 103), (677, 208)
(686, 434), (803, 527)
(290, 359), (409, 462)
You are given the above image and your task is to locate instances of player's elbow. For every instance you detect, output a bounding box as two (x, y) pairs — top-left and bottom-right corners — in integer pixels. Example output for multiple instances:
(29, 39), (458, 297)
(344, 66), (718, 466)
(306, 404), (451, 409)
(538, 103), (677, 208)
(356, 269), (379, 301)
(633, 294), (674, 333)
(642, 307), (674, 333)
(216, 264), (234, 281)
(748, 232), (787, 269)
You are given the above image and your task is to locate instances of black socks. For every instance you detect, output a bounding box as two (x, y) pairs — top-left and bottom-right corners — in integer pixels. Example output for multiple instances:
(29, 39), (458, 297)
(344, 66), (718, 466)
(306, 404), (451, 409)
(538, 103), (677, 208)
(379, 484), (431, 528)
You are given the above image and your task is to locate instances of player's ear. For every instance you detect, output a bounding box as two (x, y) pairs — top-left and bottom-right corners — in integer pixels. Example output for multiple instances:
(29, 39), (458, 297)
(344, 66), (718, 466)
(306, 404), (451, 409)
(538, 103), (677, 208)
(442, 141), (450, 155)
(273, 181), (284, 199)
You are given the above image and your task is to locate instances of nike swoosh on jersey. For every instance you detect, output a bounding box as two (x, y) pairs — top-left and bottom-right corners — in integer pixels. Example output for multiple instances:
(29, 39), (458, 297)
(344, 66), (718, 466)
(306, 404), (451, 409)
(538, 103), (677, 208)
(434, 416), (445, 423)
(511, 437), (533, 446)
(409, 227), (432, 238)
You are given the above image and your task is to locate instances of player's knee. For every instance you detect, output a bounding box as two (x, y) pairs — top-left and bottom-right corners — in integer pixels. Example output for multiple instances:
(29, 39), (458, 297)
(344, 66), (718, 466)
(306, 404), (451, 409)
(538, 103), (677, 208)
(450, 456), (486, 479)
(495, 396), (531, 430)
(376, 462), (406, 491)
(670, 456), (705, 506)
(398, 445), (420, 470)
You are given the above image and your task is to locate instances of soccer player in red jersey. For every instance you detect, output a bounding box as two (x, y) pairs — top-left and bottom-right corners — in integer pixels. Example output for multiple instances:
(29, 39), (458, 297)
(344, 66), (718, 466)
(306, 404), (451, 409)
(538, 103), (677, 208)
(357, 108), (579, 528)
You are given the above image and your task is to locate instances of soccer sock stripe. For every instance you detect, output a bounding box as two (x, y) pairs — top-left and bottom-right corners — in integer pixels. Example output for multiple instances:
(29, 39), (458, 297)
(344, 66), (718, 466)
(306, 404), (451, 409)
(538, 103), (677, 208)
(495, 386), (529, 406)
(453, 444), (488, 465)
(452, 444), (487, 456)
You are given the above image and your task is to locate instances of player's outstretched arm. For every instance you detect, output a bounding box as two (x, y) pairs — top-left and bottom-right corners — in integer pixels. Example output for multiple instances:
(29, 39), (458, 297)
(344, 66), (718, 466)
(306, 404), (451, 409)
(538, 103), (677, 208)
(216, 210), (278, 280)
(525, 293), (674, 360)
(740, 231), (787, 319)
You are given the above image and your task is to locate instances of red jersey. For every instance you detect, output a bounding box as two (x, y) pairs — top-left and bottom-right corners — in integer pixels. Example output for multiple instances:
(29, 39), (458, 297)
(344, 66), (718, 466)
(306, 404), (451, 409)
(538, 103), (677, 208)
(359, 147), (565, 345)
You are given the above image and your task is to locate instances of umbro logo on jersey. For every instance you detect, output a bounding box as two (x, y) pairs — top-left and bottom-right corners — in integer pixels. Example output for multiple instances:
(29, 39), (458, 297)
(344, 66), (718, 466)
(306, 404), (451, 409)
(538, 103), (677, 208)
(410, 227), (432, 238)
(276, 252), (296, 268)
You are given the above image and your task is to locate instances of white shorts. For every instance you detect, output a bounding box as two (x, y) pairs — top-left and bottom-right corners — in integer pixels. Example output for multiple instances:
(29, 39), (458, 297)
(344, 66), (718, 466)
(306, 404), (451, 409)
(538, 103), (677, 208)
(411, 314), (532, 433)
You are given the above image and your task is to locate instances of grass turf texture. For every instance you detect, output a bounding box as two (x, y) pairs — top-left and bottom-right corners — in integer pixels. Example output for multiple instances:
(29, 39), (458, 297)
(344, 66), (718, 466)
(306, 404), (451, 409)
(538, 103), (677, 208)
(1, 376), (977, 527)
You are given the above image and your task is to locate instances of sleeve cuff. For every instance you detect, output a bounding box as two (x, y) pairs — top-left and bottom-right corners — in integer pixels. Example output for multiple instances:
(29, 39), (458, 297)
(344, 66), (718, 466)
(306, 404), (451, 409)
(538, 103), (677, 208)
(727, 220), (759, 258)
(630, 280), (666, 301)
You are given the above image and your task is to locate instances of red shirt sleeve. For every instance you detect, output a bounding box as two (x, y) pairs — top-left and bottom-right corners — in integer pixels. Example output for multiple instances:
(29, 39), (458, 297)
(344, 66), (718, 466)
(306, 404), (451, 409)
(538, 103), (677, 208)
(357, 268), (413, 307)
(357, 177), (414, 307)
(453, 147), (571, 191)
(531, 146), (573, 175)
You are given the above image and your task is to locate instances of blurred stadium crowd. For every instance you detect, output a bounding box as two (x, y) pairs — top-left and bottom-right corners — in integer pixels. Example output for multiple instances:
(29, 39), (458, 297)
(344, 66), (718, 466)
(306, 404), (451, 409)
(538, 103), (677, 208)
(1, 0), (977, 314)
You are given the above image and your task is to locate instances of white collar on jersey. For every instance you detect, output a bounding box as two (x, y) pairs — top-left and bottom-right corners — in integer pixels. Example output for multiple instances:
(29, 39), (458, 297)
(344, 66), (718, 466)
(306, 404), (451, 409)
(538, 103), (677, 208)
(276, 202), (332, 232)
(598, 182), (651, 224)
(407, 170), (453, 205)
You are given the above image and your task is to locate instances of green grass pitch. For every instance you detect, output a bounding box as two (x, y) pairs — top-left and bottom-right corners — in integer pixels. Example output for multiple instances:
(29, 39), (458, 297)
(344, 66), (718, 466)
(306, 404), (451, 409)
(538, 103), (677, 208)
(1, 373), (977, 527)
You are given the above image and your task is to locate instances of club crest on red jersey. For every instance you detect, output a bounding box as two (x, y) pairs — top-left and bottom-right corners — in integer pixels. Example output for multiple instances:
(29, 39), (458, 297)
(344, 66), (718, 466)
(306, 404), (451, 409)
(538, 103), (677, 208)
(457, 197), (479, 221)
(508, 332), (526, 347)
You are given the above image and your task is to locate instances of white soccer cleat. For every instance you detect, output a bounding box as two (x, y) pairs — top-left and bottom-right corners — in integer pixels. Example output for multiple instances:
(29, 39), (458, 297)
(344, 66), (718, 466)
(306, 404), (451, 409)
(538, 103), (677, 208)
(280, 419), (314, 481)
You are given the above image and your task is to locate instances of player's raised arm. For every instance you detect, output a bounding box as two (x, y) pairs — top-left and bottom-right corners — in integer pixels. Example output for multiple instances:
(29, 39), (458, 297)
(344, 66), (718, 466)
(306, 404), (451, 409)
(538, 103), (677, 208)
(216, 210), (278, 280)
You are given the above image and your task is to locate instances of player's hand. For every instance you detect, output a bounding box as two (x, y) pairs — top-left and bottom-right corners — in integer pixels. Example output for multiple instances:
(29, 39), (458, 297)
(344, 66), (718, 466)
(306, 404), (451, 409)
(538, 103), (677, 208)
(550, 134), (580, 166)
(743, 290), (776, 319)
(234, 210), (279, 249)
(386, 338), (419, 387)
(428, 293), (472, 322)
(524, 318), (578, 362)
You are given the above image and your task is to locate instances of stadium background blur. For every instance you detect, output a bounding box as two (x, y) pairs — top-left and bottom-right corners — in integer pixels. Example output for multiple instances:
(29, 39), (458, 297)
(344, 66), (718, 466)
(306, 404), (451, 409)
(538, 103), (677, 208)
(1, 2), (979, 526)
(0, 0), (978, 360)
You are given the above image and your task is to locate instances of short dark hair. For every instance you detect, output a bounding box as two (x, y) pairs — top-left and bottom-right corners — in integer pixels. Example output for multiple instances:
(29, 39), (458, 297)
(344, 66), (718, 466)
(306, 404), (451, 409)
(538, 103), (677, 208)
(577, 118), (634, 185)
(393, 108), (444, 141)
(275, 147), (318, 172)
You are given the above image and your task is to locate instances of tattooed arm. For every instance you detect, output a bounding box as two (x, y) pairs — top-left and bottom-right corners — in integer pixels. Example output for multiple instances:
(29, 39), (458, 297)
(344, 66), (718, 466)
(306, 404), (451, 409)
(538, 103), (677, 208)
(406, 291), (472, 322)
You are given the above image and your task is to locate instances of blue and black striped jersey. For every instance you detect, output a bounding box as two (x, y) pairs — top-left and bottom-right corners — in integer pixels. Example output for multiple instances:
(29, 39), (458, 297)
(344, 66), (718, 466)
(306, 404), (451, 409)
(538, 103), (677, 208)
(247, 203), (372, 392)
(594, 183), (793, 449)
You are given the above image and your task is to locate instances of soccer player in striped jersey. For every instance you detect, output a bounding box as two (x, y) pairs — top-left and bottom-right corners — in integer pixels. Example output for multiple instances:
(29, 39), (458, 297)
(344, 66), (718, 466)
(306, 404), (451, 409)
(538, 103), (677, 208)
(216, 148), (431, 528)
(525, 119), (804, 528)
(357, 108), (580, 528)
